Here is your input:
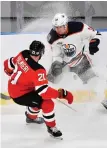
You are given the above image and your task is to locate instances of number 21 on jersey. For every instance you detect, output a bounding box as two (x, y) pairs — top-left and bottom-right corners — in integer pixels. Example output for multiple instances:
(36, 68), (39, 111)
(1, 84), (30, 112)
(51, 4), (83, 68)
(38, 73), (46, 81)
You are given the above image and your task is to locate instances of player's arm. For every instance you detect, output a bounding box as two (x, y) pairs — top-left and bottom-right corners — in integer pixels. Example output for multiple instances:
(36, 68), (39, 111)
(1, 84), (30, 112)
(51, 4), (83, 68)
(47, 30), (63, 82)
(3, 51), (23, 76)
(4, 57), (16, 76)
(47, 29), (64, 61)
(81, 23), (101, 55)
(33, 68), (73, 104)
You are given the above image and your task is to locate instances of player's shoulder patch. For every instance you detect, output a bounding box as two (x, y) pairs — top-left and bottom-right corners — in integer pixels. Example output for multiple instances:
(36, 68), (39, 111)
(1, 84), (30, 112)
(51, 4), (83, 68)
(47, 29), (60, 44)
(68, 21), (84, 34)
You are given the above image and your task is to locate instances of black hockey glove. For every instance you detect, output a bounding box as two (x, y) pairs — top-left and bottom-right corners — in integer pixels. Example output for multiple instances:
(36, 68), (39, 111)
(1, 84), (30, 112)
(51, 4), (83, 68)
(89, 38), (100, 55)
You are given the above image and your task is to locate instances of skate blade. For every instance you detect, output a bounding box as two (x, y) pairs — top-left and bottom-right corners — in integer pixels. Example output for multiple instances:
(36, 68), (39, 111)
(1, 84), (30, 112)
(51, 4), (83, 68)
(50, 134), (63, 140)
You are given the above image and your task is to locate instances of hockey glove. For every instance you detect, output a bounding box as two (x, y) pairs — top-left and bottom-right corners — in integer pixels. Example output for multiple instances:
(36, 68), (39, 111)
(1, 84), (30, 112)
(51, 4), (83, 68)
(58, 89), (73, 104)
(89, 38), (100, 55)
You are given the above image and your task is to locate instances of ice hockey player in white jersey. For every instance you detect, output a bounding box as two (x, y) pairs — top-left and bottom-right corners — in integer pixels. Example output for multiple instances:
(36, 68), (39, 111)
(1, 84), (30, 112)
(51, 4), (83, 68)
(47, 13), (101, 84)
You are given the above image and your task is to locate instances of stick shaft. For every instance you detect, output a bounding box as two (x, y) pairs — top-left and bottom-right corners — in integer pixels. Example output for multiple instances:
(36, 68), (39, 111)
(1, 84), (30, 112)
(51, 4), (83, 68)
(57, 99), (77, 112)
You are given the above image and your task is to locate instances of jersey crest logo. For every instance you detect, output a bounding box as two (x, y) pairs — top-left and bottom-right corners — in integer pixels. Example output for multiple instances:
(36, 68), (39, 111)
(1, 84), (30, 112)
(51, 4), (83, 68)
(62, 44), (76, 57)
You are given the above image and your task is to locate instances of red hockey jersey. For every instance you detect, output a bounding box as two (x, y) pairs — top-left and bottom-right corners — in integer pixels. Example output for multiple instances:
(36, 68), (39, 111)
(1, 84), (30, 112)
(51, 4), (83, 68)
(4, 50), (59, 99)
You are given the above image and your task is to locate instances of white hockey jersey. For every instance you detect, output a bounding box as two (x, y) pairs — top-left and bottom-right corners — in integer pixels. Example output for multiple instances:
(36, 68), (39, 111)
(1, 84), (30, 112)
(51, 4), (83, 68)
(47, 21), (101, 67)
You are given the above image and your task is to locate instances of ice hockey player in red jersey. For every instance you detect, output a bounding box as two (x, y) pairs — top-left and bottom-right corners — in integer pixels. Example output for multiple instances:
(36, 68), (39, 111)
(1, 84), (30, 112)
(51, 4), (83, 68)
(47, 13), (101, 84)
(4, 40), (73, 138)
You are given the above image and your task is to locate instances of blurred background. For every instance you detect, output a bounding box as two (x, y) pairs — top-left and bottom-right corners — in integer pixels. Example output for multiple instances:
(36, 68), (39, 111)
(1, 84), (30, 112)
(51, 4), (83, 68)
(1, 1), (107, 33)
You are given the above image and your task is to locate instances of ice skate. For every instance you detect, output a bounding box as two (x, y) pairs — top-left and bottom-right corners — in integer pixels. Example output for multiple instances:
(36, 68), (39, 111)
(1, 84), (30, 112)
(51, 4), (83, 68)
(47, 126), (63, 140)
(25, 112), (44, 124)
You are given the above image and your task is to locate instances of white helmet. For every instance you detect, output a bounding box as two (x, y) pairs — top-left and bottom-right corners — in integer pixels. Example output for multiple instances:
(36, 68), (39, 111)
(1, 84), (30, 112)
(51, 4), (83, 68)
(52, 13), (68, 27)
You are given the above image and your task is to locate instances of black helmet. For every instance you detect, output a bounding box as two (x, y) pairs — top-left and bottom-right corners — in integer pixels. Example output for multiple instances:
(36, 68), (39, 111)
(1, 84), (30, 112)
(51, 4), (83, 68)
(29, 40), (45, 58)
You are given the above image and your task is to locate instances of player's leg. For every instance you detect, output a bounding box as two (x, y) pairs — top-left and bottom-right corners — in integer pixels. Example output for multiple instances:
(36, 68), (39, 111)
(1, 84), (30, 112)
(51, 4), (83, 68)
(25, 107), (44, 124)
(12, 91), (44, 124)
(69, 54), (96, 84)
(41, 99), (62, 138)
(69, 54), (106, 102)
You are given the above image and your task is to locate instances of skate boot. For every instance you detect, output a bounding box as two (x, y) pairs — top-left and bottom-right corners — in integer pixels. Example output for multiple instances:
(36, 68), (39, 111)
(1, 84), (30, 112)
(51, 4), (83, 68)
(25, 112), (44, 124)
(102, 99), (107, 109)
(47, 126), (62, 139)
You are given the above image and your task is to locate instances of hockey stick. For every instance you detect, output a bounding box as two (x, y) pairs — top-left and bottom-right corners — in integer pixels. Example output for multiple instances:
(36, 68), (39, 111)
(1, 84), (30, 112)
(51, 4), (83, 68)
(0, 93), (11, 100)
(57, 99), (77, 112)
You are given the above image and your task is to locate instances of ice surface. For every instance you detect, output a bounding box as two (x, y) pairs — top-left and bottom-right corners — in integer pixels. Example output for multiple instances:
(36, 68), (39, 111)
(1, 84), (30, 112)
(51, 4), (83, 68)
(1, 100), (107, 148)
